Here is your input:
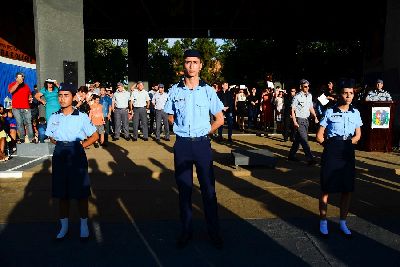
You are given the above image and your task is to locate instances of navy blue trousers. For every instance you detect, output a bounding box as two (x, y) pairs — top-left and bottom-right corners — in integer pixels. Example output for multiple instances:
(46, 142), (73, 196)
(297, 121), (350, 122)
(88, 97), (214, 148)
(173, 137), (220, 235)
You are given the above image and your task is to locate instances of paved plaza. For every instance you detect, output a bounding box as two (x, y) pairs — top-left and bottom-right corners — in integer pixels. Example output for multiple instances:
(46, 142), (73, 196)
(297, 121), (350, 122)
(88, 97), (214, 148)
(0, 134), (399, 266)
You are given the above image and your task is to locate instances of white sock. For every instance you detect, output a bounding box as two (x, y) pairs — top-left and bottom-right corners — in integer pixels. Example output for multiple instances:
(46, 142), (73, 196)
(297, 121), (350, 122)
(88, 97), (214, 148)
(320, 219), (328, 234)
(80, 218), (89, 238)
(56, 218), (69, 239)
(340, 220), (351, 235)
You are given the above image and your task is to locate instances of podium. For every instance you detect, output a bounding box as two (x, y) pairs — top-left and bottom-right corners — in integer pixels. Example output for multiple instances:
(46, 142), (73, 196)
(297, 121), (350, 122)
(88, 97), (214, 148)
(358, 101), (396, 152)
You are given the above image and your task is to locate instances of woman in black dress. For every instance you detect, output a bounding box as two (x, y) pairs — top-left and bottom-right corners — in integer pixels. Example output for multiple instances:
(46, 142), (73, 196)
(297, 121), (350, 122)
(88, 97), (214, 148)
(316, 84), (362, 237)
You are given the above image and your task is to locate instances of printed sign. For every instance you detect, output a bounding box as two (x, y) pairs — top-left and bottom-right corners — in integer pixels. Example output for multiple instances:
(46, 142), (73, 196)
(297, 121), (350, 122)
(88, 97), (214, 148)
(371, 106), (390, 129)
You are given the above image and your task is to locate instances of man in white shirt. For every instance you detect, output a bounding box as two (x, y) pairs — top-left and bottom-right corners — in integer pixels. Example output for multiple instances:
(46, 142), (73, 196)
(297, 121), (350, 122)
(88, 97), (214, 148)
(112, 82), (131, 141)
(152, 84), (170, 141)
(130, 81), (150, 141)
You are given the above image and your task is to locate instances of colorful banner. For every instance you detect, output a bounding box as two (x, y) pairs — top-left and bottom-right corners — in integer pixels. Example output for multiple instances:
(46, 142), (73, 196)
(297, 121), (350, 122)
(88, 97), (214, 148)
(0, 37), (35, 64)
(371, 106), (390, 129)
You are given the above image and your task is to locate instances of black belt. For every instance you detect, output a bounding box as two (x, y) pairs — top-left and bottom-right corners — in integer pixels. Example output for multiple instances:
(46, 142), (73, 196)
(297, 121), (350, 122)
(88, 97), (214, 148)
(176, 135), (209, 141)
(328, 135), (352, 141)
(56, 141), (81, 146)
(115, 107), (128, 109)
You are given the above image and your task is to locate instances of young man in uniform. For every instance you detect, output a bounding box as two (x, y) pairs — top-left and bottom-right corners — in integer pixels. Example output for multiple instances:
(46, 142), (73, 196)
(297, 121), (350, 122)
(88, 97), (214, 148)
(164, 49), (225, 249)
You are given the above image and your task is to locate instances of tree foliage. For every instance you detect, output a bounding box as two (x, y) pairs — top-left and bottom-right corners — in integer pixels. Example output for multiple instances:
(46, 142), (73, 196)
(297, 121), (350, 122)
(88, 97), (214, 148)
(84, 39), (128, 86)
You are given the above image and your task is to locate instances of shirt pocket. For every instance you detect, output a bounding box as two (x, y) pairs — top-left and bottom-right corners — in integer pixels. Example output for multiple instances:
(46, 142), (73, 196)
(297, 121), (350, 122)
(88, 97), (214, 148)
(330, 116), (343, 132)
(195, 103), (209, 117)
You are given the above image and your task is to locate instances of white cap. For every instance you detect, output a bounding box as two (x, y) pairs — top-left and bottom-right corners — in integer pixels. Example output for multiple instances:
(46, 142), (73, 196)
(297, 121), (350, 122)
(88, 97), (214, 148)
(45, 78), (56, 83)
(239, 85), (246, 89)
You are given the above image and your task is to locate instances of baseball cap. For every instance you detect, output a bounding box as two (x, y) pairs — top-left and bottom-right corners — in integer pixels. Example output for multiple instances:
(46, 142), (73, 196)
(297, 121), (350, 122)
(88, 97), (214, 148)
(299, 79), (310, 85)
(158, 83), (164, 88)
(376, 79), (383, 84)
(239, 85), (246, 89)
(116, 82), (124, 87)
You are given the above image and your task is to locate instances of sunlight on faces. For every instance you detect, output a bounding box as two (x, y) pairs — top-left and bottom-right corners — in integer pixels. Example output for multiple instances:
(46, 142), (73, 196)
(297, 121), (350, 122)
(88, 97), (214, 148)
(184, 57), (202, 77)
(58, 91), (74, 107)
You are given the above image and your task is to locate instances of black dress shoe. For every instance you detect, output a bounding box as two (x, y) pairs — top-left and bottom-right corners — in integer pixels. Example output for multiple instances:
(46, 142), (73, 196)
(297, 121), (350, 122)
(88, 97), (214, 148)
(112, 137), (119, 141)
(143, 138), (148, 141)
(80, 235), (90, 243)
(307, 159), (317, 166)
(319, 230), (329, 239)
(54, 232), (69, 242)
(132, 138), (137, 141)
(165, 138), (170, 141)
(176, 232), (193, 249)
(209, 234), (223, 249)
(124, 137), (131, 141)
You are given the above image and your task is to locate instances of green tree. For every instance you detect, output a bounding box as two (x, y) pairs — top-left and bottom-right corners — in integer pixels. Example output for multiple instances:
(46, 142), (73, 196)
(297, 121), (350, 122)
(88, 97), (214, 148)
(148, 38), (175, 87)
(84, 39), (128, 87)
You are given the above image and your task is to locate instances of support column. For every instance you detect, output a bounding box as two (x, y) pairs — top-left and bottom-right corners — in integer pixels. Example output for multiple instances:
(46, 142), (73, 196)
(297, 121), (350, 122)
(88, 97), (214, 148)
(383, 0), (400, 99)
(128, 33), (148, 89)
(33, 0), (85, 87)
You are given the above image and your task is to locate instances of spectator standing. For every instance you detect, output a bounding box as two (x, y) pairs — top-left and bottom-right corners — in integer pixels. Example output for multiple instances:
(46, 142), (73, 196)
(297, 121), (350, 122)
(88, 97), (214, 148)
(99, 87), (112, 146)
(152, 84), (170, 141)
(73, 86), (91, 115)
(217, 82), (234, 142)
(89, 94), (105, 148)
(148, 84), (158, 135)
(35, 79), (61, 122)
(247, 87), (259, 130)
(112, 82), (130, 141)
(274, 90), (284, 132)
(37, 117), (47, 143)
(7, 72), (35, 143)
(235, 85), (248, 132)
(259, 88), (274, 136)
(130, 81), (150, 141)
(283, 88), (297, 142)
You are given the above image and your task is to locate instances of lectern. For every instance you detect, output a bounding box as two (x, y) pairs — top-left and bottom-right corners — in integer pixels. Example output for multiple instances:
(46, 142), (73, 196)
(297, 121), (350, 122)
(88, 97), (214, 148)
(358, 101), (395, 152)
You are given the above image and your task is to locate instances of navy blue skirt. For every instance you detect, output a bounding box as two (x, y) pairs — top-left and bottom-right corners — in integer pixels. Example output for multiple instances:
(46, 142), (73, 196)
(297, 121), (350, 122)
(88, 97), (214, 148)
(52, 141), (91, 199)
(320, 139), (355, 193)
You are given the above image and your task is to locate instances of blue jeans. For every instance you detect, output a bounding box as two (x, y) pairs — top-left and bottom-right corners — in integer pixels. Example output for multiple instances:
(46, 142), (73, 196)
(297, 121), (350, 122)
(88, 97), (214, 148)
(218, 112), (233, 139)
(12, 108), (34, 140)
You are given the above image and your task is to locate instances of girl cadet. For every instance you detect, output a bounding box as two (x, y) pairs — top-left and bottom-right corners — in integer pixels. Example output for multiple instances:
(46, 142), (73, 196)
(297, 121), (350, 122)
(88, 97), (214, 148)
(45, 83), (98, 241)
(316, 81), (362, 238)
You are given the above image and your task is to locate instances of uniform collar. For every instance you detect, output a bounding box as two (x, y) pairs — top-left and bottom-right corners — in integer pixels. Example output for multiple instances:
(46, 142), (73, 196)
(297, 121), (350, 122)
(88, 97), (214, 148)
(333, 104), (354, 113)
(55, 108), (80, 115)
(177, 77), (207, 89)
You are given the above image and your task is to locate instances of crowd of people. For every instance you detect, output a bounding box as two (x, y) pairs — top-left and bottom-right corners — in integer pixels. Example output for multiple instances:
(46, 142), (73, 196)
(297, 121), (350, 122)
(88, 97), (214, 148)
(2, 52), (398, 248)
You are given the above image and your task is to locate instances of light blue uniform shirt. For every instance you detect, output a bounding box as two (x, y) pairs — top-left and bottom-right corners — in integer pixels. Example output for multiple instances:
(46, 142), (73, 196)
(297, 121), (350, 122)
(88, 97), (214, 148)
(164, 79), (224, 137)
(291, 92), (313, 118)
(320, 105), (363, 138)
(45, 109), (96, 141)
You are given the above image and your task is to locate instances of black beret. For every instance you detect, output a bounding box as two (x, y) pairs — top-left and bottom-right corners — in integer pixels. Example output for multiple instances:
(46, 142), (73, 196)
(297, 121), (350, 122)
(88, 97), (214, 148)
(338, 79), (355, 89)
(59, 82), (77, 94)
(184, 49), (201, 58)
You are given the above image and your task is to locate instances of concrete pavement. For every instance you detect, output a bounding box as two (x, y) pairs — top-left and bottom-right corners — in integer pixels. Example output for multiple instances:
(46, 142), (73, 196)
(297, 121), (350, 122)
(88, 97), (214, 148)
(0, 133), (399, 266)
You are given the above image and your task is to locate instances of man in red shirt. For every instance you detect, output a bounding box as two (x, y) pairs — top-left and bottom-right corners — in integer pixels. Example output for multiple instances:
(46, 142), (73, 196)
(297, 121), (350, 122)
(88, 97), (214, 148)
(8, 72), (35, 143)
